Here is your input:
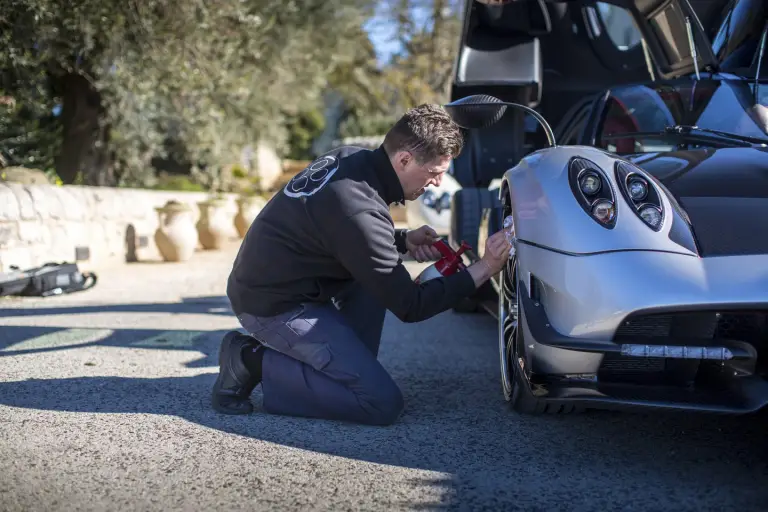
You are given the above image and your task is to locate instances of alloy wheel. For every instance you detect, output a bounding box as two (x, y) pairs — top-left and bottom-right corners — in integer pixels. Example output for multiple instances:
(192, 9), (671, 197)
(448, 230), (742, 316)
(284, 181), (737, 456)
(499, 254), (519, 401)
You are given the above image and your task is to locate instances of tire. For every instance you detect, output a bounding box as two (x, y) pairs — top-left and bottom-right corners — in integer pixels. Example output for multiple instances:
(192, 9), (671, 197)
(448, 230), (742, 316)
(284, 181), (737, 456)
(449, 187), (496, 255)
(499, 250), (583, 415)
(486, 190), (503, 237)
(450, 187), (496, 314)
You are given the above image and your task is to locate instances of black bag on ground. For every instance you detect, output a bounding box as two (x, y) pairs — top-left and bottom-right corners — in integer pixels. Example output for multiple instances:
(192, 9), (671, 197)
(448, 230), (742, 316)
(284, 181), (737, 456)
(0, 262), (97, 297)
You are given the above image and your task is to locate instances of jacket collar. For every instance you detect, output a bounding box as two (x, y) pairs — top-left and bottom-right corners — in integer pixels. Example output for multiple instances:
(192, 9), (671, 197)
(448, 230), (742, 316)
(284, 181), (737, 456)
(370, 145), (405, 205)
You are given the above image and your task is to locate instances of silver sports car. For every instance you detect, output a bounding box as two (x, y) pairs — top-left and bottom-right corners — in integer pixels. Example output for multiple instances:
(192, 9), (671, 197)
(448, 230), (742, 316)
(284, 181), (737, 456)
(449, 0), (768, 414)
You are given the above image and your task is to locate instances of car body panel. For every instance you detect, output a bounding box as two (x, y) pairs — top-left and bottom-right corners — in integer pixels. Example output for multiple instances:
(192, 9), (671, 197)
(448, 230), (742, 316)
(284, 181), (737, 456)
(515, 242), (768, 345)
(512, 240), (768, 413)
(497, 82), (768, 413)
(503, 145), (700, 256)
(451, 0), (768, 414)
(629, 147), (768, 257)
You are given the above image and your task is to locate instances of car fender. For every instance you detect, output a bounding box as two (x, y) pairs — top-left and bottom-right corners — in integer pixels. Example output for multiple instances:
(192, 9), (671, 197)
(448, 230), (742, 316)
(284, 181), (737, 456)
(500, 145), (698, 256)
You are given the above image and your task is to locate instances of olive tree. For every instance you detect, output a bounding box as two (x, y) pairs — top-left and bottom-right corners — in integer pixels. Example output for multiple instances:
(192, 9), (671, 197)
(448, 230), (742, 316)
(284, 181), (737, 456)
(0, 0), (376, 186)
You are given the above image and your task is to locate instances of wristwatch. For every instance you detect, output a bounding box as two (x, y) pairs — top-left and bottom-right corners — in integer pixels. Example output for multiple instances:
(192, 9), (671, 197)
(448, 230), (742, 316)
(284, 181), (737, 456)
(394, 229), (409, 254)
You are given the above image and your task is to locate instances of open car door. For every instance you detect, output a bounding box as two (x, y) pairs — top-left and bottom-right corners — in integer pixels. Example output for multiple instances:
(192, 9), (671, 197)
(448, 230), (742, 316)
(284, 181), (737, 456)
(616, 0), (719, 80)
(449, 0), (719, 189)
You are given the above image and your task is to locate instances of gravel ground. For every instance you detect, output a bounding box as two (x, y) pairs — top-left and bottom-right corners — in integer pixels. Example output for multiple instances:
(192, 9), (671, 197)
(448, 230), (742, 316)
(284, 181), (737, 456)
(1, 240), (767, 511)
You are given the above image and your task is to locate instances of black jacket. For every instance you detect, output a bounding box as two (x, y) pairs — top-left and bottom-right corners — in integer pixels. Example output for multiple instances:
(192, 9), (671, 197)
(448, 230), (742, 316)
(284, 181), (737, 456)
(226, 145), (476, 323)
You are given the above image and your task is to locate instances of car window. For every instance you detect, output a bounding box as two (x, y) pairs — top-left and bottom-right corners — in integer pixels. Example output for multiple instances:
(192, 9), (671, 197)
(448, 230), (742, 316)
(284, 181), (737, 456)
(595, 79), (768, 154)
(596, 86), (679, 153)
(711, 0), (767, 73)
(595, 2), (643, 52)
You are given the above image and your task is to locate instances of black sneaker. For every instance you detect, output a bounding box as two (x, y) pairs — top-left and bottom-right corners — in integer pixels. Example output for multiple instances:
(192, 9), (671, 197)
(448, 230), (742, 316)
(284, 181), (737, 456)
(211, 330), (263, 415)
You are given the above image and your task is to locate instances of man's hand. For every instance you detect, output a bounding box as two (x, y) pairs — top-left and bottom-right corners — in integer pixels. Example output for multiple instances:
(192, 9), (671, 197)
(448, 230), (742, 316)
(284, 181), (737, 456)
(405, 225), (442, 262)
(481, 229), (513, 275)
(467, 229), (512, 288)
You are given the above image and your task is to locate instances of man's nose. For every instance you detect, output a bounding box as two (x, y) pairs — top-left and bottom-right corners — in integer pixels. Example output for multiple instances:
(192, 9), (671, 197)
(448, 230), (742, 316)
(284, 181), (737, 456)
(432, 174), (442, 186)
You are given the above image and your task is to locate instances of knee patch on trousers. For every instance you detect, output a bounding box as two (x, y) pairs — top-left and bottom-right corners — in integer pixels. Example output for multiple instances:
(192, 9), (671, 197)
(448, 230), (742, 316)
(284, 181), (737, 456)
(368, 383), (405, 426)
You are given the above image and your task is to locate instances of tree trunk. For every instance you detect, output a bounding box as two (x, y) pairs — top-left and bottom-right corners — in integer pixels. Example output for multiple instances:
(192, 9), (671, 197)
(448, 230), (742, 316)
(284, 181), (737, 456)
(430, 0), (446, 81)
(54, 73), (114, 186)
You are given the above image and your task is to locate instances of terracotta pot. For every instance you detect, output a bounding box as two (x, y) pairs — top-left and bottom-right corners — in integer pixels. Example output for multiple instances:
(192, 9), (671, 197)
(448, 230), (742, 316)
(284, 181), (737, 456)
(196, 198), (230, 250)
(154, 200), (197, 262)
(234, 195), (267, 238)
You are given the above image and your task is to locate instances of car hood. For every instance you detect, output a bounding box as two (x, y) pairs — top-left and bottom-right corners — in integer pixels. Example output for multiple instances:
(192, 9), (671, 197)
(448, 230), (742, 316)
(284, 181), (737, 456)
(628, 147), (768, 257)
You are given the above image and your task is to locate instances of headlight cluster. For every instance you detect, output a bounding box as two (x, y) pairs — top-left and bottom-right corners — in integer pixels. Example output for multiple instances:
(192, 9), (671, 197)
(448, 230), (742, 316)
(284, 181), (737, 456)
(614, 160), (664, 231)
(422, 189), (452, 214)
(568, 157), (617, 228)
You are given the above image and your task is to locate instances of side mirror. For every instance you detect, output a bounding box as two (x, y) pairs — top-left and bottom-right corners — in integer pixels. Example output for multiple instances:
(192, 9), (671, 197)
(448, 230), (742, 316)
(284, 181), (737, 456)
(443, 93), (557, 147)
(443, 95), (508, 130)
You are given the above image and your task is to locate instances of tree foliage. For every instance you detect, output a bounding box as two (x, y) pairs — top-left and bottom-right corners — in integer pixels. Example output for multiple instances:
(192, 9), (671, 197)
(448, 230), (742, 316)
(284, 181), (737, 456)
(0, 0), (464, 186)
(0, 0), (377, 186)
(383, 0), (464, 105)
(335, 0), (464, 141)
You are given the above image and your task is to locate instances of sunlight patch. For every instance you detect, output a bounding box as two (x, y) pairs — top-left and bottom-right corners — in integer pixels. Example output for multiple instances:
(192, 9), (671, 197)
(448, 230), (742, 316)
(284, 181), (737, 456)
(2, 328), (114, 352)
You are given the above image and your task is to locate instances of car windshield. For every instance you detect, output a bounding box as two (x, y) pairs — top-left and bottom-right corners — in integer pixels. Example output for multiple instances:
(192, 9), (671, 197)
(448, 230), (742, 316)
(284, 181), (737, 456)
(595, 78), (768, 154)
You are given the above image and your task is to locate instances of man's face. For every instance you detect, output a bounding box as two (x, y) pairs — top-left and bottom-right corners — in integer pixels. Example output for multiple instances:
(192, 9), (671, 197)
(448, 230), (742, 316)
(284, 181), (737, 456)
(394, 151), (453, 201)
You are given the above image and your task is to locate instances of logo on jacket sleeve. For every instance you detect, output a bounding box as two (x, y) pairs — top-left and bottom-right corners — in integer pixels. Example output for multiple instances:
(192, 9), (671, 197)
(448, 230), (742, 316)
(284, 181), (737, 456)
(284, 155), (340, 198)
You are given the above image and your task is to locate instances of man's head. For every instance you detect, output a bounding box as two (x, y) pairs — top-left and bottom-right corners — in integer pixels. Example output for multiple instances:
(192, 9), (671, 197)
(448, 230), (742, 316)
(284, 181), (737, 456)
(382, 104), (465, 200)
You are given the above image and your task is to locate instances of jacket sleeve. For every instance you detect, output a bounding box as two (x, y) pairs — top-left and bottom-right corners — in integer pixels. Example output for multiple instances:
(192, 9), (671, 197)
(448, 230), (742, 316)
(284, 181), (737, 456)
(320, 208), (477, 323)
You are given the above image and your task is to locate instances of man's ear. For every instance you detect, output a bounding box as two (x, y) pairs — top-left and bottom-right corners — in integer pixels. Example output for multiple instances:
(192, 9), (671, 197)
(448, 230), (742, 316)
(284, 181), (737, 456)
(394, 150), (412, 170)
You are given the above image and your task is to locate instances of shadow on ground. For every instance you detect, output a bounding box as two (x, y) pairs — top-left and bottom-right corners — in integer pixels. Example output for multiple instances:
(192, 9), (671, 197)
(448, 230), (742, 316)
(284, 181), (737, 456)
(2, 367), (768, 508)
(0, 295), (234, 367)
(1, 303), (768, 509)
(0, 295), (234, 318)
(0, 325), (228, 368)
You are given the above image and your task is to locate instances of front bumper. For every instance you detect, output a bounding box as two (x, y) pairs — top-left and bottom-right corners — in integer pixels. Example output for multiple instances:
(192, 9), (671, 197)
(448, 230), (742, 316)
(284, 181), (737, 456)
(515, 242), (768, 413)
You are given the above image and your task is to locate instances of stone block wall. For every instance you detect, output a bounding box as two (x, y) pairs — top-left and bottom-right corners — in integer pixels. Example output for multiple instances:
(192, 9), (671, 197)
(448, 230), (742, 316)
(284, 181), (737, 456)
(0, 183), (249, 272)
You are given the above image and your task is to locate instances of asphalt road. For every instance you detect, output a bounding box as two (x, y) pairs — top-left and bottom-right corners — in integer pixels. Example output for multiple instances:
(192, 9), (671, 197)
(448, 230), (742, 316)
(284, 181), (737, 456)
(1, 241), (767, 511)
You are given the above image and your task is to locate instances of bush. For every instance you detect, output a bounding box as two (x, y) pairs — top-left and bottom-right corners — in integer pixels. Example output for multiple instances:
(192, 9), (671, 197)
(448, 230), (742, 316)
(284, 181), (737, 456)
(152, 174), (205, 192)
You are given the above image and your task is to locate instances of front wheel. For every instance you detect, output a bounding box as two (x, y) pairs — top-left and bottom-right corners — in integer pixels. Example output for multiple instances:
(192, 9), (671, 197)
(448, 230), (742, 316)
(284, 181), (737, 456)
(499, 256), (537, 412)
(498, 255), (581, 415)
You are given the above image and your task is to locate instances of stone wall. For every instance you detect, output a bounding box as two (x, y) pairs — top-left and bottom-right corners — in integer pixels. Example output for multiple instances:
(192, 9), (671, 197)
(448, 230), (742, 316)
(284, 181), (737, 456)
(0, 181), (411, 274)
(0, 183), (251, 272)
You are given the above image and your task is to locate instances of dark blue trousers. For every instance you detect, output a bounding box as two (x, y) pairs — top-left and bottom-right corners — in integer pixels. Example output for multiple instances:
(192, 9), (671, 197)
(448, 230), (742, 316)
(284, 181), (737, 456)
(237, 283), (405, 426)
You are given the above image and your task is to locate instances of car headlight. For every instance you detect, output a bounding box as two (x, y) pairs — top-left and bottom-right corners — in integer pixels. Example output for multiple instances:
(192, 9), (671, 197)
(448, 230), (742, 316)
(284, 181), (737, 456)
(568, 157), (617, 229)
(614, 160), (664, 231)
(639, 205), (662, 226)
(592, 199), (616, 223)
(579, 171), (602, 195)
(627, 177), (648, 201)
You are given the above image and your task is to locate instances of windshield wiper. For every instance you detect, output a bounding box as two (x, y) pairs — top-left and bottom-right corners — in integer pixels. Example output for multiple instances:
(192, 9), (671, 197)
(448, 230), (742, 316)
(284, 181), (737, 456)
(601, 126), (764, 148)
(665, 125), (768, 145)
